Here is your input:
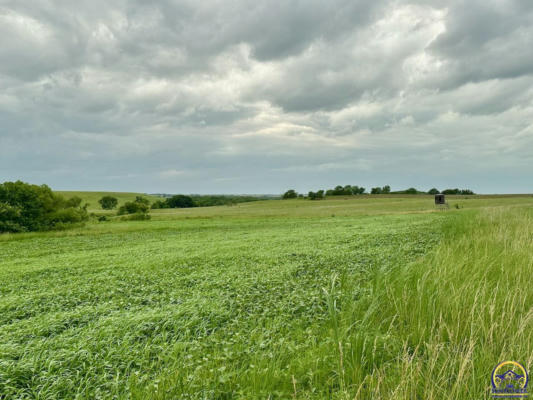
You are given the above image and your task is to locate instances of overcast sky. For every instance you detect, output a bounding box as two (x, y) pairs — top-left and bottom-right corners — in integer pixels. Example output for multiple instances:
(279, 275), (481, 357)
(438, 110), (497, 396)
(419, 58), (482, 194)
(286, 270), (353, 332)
(1, 1), (532, 194)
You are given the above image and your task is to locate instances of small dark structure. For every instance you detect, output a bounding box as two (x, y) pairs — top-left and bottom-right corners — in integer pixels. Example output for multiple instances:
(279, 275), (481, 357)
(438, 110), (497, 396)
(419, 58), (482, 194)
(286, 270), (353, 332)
(434, 193), (446, 205)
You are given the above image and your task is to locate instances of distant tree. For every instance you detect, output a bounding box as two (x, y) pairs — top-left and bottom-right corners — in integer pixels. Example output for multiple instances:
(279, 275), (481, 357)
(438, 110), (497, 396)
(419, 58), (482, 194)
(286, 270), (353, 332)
(405, 187), (418, 194)
(151, 200), (169, 209)
(381, 185), (391, 194)
(460, 189), (475, 195)
(308, 190), (324, 200)
(282, 189), (298, 199)
(428, 188), (440, 195)
(135, 196), (150, 206)
(371, 187), (382, 194)
(99, 196), (118, 210)
(166, 195), (195, 208)
(332, 185), (345, 195)
(298, 194), (304, 198)
(325, 189), (334, 196)
(442, 188), (460, 195)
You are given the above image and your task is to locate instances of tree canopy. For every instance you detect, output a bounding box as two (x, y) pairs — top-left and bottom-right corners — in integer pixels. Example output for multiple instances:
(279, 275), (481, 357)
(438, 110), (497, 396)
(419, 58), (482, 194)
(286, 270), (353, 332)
(0, 181), (88, 233)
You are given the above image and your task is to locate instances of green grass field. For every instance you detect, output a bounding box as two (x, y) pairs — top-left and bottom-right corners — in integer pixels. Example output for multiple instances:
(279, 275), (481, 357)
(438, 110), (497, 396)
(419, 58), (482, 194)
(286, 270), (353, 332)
(56, 191), (163, 213)
(1, 195), (532, 399)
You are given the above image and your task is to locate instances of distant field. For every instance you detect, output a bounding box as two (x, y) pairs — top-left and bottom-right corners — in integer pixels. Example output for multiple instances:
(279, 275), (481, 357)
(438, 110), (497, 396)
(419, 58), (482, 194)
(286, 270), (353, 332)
(56, 191), (163, 212)
(1, 195), (532, 399)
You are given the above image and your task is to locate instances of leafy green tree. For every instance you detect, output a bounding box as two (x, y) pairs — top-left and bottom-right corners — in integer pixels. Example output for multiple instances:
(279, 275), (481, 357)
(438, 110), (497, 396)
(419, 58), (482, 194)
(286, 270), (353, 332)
(98, 196), (118, 210)
(428, 188), (439, 195)
(405, 187), (418, 194)
(442, 188), (460, 195)
(151, 200), (169, 209)
(135, 196), (150, 206)
(166, 195), (195, 208)
(117, 201), (149, 215)
(382, 185), (391, 194)
(0, 181), (88, 232)
(371, 187), (382, 194)
(282, 189), (298, 199)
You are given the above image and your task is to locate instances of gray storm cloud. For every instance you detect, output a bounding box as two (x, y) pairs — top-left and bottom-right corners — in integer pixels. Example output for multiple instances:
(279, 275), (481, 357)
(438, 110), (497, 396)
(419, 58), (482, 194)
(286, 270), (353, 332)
(1, 0), (532, 193)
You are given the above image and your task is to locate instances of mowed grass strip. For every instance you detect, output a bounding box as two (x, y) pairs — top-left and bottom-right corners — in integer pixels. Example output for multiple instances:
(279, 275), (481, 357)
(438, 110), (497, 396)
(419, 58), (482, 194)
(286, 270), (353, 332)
(0, 211), (443, 399)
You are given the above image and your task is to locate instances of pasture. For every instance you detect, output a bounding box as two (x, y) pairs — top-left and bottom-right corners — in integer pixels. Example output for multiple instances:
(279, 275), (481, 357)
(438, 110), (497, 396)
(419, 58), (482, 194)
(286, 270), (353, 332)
(1, 195), (532, 399)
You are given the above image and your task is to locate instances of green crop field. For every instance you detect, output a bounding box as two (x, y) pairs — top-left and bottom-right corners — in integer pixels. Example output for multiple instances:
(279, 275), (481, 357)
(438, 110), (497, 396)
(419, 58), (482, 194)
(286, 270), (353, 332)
(1, 196), (532, 399)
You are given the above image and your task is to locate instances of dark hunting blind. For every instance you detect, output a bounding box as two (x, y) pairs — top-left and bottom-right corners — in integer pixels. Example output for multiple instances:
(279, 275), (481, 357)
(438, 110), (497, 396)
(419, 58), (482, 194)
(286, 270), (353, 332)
(434, 194), (446, 205)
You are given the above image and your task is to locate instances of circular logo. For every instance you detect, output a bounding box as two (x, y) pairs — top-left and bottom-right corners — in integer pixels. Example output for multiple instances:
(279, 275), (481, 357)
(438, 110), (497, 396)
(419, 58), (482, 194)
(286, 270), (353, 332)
(491, 361), (528, 397)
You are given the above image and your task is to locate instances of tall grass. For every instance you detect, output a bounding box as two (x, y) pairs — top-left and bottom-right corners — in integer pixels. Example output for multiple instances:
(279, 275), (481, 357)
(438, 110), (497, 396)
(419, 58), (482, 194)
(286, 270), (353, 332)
(333, 208), (533, 399)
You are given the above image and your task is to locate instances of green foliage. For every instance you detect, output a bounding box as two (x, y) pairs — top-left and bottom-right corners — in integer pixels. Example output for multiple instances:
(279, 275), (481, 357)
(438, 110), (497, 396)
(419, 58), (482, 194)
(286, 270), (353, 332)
(308, 190), (325, 200)
(0, 181), (88, 232)
(282, 189), (298, 199)
(191, 195), (264, 207)
(134, 196), (150, 206)
(121, 212), (151, 221)
(151, 200), (169, 209)
(98, 195), (118, 210)
(325, 185), (365, 196)
(442, 188), (475, 195)
(371, 186), (382, 194)
(404, 187), (418, 194)
(166, 195), (195, 208)
(428, 187), (440, 195)
(117, 201), (149, 215)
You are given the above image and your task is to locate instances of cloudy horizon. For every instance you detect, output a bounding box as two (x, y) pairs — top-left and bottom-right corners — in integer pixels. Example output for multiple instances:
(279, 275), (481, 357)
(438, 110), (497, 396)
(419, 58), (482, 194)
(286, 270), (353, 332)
(1, 0), (533, 194)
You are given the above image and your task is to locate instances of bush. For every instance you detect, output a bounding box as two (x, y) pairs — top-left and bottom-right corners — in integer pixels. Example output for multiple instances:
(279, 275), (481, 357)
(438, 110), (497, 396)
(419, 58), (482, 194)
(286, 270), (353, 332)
(428, 188), (440, 195)
(0, 181), (88, 233)
(121, 212), (151, 221)
(151, 200), (169, 209)
(117, 201), (149, 215)
(135, 196), (150, 206)
(99, 196), (118, 210)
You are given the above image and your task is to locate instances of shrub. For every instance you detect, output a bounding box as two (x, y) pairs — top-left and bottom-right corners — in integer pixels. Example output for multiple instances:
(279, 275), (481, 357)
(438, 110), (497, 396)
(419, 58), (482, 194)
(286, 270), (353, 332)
(135, 196), (150, 206)
(117, 201), (149, 215)
(99, 196), (118, 210)
(121, 212), (151, 221)
(151, 200), (169, 209)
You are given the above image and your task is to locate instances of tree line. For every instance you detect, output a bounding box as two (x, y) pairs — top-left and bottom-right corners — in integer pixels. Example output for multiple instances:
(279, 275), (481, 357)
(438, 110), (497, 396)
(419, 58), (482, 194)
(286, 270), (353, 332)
(283, 185), (475, 200)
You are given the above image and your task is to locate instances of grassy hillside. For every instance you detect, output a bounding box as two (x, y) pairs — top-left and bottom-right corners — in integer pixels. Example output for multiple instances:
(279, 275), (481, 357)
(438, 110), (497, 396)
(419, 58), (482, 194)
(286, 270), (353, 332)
(56, 191), (163, 212)
(1, 196), (532, 399)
